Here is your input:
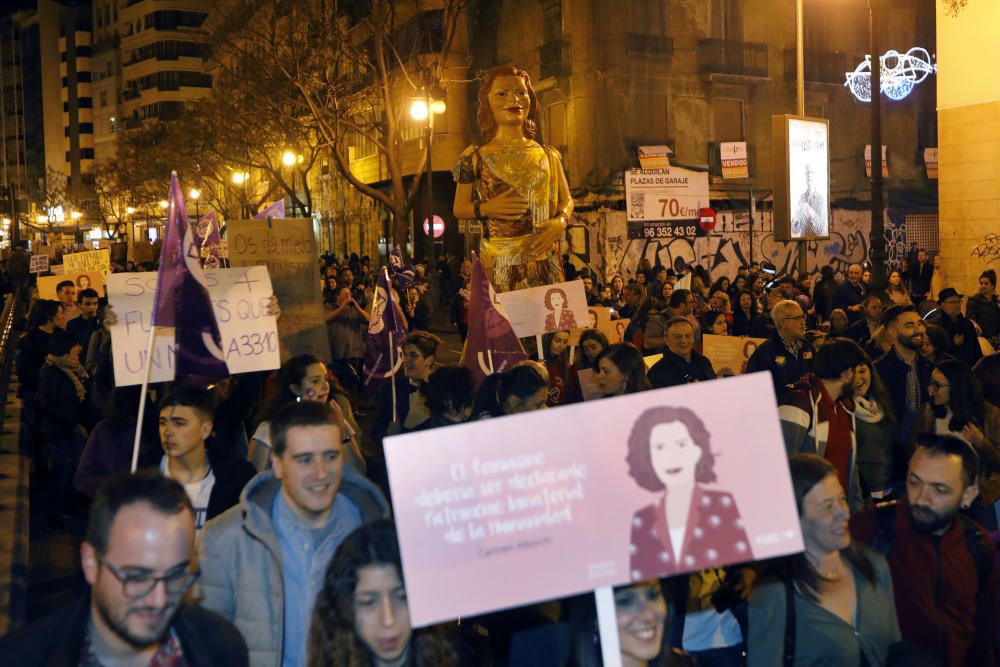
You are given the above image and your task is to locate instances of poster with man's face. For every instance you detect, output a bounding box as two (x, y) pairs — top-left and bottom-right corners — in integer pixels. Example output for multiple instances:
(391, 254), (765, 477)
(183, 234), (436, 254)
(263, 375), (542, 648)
(786, 117), (830, 240)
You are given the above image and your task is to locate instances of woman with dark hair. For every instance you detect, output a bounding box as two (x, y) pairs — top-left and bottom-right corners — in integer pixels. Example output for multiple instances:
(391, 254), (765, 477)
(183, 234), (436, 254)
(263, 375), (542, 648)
(748, 454), (900, 667)
(452, 65), (574, 293)
(709, 277), (731, 299)
(413, 366), (476, 430)
(322, 274), (339, 307)
(730, 290), (757, 337)
(886, 270), (912, 307)
(249, 354), (364, 472)
(473, 362), (550, 418)
(701, 309), (728, 337)
(626, 406), (750, 580)
(595, 344), (648, 398)
(919, 324), (955, 365)
(16, 299), (66, 410)
(827, 308), (850, 337)
(542, 330), (579, 406)
(609, 274), (627, 310)
(565, 582), (695, 667)
(575, 329), (609, 372)
(852, 357), (897, 501)
(308, 520), (458, 667)
(544, 287), (578, 331)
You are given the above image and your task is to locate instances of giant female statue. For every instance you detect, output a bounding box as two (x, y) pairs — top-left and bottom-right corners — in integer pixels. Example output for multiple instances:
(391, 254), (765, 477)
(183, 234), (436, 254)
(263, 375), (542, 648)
(452, 66), (574, 293)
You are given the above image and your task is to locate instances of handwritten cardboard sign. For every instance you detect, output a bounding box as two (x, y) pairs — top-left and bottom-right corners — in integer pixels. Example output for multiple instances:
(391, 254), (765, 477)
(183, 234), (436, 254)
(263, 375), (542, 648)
(495, 280), (589, 339)
(702, 335), (766, 376)
(29, 254), (49, 274)
(385, 372), (803, 626)
(106, 267), (280, 386)
(63, 248), (111, 274)
(38, 271), (106, 298)
(227, 219), (330, 361)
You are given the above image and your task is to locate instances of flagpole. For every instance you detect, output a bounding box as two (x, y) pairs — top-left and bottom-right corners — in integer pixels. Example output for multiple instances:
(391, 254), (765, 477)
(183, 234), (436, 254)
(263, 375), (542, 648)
(536, 333), (544, 361)
(385, 267), (398, 424)
(130, 323), (158, 472)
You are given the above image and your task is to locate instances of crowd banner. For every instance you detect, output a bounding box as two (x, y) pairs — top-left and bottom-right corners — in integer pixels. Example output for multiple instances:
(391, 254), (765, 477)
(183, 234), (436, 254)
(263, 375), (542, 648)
(495, 279), (589, 339)
(385, 373), (803, 627)
(29, 254), (49, 274)
(38, 271), (107, 298)
(568, 307), (630, 346)
(106, 267), (280, 386)
(63, 248), (111, 274)
(702, 335), (766, 376)
(228, 218), (331, 362)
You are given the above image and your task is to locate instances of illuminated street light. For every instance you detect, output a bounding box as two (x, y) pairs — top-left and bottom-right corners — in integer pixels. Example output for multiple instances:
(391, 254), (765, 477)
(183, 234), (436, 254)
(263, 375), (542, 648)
(126, 206), (135, 215)
(190, 188), (201, 200)
(409, 97), (429, 121)
(70, 211), (82, 220)
(232, 171), (248, 185)
(282, 150), (297, 167)
(159, 200), (169, 209)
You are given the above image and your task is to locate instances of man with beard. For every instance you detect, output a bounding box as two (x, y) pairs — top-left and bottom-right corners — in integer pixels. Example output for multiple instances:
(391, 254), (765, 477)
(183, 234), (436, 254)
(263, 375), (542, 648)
(852, 434), (998, 667)
(778, 338), (868, 509)
(0, 470), (247, 665)
(875, 305), (933, 484)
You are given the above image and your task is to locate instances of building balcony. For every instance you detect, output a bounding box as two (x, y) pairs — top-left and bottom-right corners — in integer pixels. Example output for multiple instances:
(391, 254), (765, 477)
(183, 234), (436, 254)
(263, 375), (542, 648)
(626, 33), (674, 58)
(697, 39), (769, 79)
(783, 49), (850, 85)
(539, 39), (571, 79)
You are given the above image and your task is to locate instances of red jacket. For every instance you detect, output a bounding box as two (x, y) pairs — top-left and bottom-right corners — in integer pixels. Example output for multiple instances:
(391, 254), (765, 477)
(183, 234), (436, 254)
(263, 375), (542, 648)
(851, 499), (999, 667)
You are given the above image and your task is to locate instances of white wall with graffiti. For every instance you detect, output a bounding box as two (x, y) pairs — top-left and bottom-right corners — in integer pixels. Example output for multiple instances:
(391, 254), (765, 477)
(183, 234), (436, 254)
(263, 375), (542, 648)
(566, 207), (908, 283)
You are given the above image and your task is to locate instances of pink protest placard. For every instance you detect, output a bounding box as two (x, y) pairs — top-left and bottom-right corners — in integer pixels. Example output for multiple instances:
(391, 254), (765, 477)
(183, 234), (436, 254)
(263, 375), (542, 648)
(495, 279), (589, 338)
(385, 372), (803, 627)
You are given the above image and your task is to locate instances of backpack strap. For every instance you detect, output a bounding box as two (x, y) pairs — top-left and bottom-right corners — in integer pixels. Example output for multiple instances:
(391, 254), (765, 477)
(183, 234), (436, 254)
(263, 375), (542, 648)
(870, 500), (898, 557)
(957, 514), (993, 595)
(782, 580), (796, 667)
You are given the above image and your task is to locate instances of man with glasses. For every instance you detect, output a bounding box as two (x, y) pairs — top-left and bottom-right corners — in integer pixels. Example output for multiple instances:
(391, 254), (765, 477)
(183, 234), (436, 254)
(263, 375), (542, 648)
(746, 299), (815, 398)
(0, 470), (247, 665)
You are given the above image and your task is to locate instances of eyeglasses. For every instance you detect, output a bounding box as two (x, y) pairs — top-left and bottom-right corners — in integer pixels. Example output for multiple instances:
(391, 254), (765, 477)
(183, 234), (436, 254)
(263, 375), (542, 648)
(98, 556), (199, 600)
(928, 381), (950, 390)
(781, 315), (806, 322)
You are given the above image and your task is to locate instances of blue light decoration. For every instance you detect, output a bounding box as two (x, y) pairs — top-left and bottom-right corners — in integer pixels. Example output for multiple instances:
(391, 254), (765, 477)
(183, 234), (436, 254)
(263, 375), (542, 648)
(845, 47), (936, 102)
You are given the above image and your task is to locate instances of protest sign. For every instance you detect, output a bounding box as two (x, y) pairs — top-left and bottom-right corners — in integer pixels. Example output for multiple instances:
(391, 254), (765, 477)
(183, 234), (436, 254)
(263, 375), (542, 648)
(132, 240), (154, 264)
(228, 218), (331, 361)
(568, 307), (630, 346)
(643, 354), (662, 369)
(495, 280), (589, 339)
(702, 335), (766, 376)
(38, 271), (106, 298)
(106, 267), (280, 386)
(63, 248), (111, 274)
(385, 372), (803, 626)
(29, 254), (49, 274)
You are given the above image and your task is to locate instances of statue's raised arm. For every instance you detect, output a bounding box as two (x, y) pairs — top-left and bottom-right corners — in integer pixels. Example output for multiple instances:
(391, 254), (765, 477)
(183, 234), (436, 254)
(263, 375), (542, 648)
(453, 66), (574, 293)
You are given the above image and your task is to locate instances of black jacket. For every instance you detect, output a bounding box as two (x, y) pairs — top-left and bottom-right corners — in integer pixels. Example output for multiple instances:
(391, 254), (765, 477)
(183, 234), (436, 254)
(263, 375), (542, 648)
(935, 311), (984, 367)
(0, 593), (248, 667)
(648, 349), (717, 389)
(14, 328), (52, 398)
(907, 262), (933, 298)
(966, 294), (1000, 339)
(833, 281), (866, 322)
(35, 363), (85, 440)
(745, 334), (815, 399)
(874, 347), (933, 480)
(848, 318), (878, 345)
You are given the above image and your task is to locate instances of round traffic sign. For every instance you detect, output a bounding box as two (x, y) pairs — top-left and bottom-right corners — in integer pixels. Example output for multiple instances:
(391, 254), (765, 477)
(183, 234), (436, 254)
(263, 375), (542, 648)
(699, 207), (716, 232)
(422, 215), (445, 239)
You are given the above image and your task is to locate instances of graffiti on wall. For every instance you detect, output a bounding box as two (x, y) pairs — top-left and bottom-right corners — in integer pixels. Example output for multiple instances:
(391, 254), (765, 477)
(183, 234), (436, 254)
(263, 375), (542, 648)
(972, 233), (1000, 264)
(567, 208), (903, 283)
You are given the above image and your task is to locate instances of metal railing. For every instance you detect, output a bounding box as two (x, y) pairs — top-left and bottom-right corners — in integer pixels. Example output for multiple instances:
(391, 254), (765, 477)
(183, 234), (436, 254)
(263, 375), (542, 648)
(697, 39), (769, 78)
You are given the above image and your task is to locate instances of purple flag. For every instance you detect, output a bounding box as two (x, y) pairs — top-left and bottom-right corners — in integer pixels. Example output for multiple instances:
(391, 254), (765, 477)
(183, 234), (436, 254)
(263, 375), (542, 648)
(151, 173), (229, 380)
(388, 247), (418, 288)
(194, 212), (224, 268)
(254, 199), (286, 219)
(362, 267), (408, 395)
(461, 253), (528, 385)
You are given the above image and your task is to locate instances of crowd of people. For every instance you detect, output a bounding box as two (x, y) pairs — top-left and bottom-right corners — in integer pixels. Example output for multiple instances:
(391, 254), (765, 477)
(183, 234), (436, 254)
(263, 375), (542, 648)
(1, 242), (999, 667)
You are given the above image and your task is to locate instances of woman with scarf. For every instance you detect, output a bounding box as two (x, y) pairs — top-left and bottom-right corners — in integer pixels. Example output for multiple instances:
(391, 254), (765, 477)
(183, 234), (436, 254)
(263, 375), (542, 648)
(852, 356), (897, 503)
(36, 331), (90, 527)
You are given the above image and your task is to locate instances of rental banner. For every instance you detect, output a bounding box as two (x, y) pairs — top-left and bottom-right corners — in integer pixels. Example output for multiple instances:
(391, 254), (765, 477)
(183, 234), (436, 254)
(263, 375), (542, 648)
(495, 280), (589, 339)
(385, 372), (803, 626)
(106, 267), (280, 386)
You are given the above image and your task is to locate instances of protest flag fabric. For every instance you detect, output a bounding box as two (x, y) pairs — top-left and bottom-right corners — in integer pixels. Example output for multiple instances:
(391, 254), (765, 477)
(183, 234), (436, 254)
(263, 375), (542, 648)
(254, 199), (286, 219)
(362, 267), (408, 396)
(151, 172), (229, 381)
(194, 212), (224, 268)
(461, 253), (528, 385)
(388, 247), (418, 288)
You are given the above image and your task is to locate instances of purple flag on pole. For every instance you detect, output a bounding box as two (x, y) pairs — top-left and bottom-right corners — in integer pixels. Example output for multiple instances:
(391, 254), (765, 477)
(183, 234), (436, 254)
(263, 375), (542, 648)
(362, 267), (408, 396)
(461, 253), (528, 385)
(194, 212), (224, 268)
(254, 200), (286, 219)
(388, 247), (418, 288)
(151, 172), (229, 381)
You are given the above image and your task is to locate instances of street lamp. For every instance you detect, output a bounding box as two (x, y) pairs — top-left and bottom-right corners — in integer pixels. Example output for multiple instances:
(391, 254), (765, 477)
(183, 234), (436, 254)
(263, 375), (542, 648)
(867, 0), (887, 292)
(410, 85), (447, 262)
(70, 210), (82, 244)
(190, 188), (201, 219)
(231, 170), (249, 217)
(281, 150), (302, 216)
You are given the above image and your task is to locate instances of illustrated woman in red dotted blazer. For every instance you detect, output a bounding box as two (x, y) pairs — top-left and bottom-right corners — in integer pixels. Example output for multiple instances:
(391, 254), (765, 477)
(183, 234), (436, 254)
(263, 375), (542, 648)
(543, 287), (578, 332)
(627, 406), (753, 581)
